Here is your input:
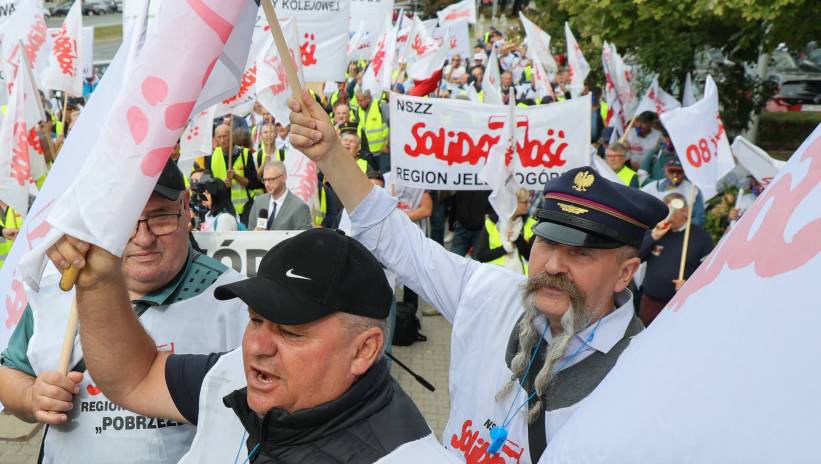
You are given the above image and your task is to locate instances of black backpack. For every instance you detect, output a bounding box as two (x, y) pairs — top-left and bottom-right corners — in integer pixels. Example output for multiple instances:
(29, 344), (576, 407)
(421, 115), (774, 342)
(392, 302), (427, 346)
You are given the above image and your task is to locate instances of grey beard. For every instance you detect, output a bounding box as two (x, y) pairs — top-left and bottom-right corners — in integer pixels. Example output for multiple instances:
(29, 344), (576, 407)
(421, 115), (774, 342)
(496, 281), (596, 424)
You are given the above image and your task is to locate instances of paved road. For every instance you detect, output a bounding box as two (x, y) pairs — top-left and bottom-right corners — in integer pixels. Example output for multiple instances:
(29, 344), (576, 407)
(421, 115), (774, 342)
(0, 303), (453, 463)
(46, 13), (122, 28)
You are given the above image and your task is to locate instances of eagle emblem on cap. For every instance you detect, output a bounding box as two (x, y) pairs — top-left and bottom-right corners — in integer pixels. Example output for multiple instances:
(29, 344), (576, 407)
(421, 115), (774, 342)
(572, 171), (595, 192)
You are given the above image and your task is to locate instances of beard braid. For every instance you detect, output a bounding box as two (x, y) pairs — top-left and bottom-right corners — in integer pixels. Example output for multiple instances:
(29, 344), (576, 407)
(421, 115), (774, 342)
(496, 272), (595, 424)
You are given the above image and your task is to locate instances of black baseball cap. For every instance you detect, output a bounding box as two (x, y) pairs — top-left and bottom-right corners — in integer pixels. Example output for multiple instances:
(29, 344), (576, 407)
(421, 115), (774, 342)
(214, 228), (392, 325)
(154, 159), (186, 200)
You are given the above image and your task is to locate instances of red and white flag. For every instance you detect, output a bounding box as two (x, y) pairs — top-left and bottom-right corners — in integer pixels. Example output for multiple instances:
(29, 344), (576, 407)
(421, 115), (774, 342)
(731, 135), (785, 186)
(407, 38), (447, 82)
(635, 76), (680, 116)
(347, 20), (366, 62)
(41, 0), (83, 96)
(530, 47), (556, 101)
(256, 17), (303, 127)
(602, 41), (635, 129)
(362, 18), (398, 97)
(404, 14), (437, 67)
(479, 91), (520, 236)
(482, 45), (503, 104)
(217, 14), (276, 117)
(436, 0), (476, 27)
(564, 22), (589, 98)
(180, 105), (216, 160)
(0, 0), (50, 97)
(519, 12), (557, 74)
(0, 51), (47, 215)
(19, 0), (256, 290)
(660, 75), (734, 199)
(546, 124), (821, 464)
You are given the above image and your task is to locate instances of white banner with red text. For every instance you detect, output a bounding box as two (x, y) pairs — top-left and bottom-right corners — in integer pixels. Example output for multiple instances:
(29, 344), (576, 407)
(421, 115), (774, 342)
(546, 124), (821, 464)
(660, 75), (734, 200)
(193, 230), (302, 276)
(390, 92), (592, 190)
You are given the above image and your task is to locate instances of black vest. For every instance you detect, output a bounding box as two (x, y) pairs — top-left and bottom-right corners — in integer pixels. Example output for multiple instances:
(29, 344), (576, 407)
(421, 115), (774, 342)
(224, 359), (430, 463)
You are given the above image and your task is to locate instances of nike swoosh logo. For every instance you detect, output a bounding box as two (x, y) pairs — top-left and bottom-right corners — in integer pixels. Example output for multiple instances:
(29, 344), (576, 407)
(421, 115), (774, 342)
(285, 269), (312, 281)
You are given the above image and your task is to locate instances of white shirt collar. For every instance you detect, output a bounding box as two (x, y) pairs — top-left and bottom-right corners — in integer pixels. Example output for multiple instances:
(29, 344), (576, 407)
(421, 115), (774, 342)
(268, 190), (287, 216)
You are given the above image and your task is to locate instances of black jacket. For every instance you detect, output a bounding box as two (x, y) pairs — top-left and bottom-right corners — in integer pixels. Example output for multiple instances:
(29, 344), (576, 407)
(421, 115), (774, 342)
(224, 359), (430, 463)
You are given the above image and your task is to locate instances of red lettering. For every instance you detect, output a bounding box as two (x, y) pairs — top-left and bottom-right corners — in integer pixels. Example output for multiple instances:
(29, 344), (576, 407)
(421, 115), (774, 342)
(5, 278), (28, 328)
(11, 120), (31, 185)
(52, 22), (78, 77)
(451, 420), (515, 464)
(222, 65), (256, 105)
(670, 137), (821, 310)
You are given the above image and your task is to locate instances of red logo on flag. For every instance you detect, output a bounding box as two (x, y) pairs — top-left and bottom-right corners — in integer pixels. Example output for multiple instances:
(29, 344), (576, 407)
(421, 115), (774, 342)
(52, 23), (78, 77)
(300, 33), (317, 67)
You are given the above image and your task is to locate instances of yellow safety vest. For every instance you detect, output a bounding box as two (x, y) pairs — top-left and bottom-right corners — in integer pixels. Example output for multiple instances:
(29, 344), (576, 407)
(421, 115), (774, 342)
(616, 165), (638, 187)
(484, 217), (535, 274)
(209, 146), (253, 214)
(357, 103), (389, 153)
(356, 158), (369, 173)
(524, 65), (533, 83)
(600, 102), (609, 122)
(314, 182), (327, 226)
(0, 207), (23, 268)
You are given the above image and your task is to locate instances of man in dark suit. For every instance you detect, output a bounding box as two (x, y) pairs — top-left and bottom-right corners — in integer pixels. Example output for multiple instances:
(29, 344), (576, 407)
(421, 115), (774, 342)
(248, 160), (312, 231)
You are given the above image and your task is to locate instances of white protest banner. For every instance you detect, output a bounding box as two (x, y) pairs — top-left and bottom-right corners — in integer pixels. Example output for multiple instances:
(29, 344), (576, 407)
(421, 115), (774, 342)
(436, 0), (476, 27)
(257, 17), (304, 135)
(432, 21), (470, 59)
(731, 135), (785, 186)
(273, 0), (349, 82)
(194, 230), (302, 276)
(546, 124), (821, 464)
(683, 72), (696, 107)
(0, 0), (20, 26)
(180, 105), (216, 160)
(519, 12), (557, 74)
(41, 0), (83, 96)
(634, 76), (681, 116)
(350, 0), (393, 33)
(0, 31), (131, 375)
(563, 22), (589, 99)
(661, 75), (734, 199)
(0, 0), (49, 95)
(82, 26), (94, 79)
(390, 92), (591, 190)
(19, 0), (256, 290)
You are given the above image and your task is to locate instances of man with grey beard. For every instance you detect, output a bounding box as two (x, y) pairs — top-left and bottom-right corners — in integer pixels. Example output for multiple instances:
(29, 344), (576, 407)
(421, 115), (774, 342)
(286, 92), (670, 464)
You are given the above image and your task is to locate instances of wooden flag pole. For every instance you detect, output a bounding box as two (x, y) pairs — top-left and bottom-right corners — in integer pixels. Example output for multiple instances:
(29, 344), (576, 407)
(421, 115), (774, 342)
(261, 0), (303, 96)
(18, 39), (58, 161)
(60, 93), (69, 132)
(57, 265), (81, 374)
(677, 183), (697, 282)
(618, 115), (637, 144)
(228, 121), (234, 171)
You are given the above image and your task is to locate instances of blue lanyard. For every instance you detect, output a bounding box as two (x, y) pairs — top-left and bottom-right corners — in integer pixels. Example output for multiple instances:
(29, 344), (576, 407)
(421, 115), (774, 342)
(488, 318), (603, 455)
(233, 431), (260, 464)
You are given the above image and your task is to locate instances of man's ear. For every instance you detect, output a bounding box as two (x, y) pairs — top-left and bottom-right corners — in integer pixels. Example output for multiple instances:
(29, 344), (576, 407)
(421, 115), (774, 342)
(614, 256), (641, 293)
(350, 327), (384, 377)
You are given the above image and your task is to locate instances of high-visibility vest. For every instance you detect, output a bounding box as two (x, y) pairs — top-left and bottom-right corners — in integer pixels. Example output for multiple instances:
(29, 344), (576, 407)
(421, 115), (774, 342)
(0, 207), (23, 268)
(357, 103), (389, 153)
(523, 65), (533, 83)
(314, 182), (327, 226)
(209, 146), (253, 214)
(356, 158), (369, 173)
(616, 165), (638, 187)
(600, 101), (609, 122)
(483, 216), (535, 274)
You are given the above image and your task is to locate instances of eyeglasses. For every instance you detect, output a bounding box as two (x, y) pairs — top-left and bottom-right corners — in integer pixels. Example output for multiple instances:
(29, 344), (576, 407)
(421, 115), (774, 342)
(131, 201), (183, 238)
(263, 175), (284, 184)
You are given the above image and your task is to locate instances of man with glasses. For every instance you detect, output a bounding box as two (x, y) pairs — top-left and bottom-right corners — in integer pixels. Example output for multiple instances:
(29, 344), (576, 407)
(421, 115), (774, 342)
(247, 160), (312, 231)
(0, 160), (249, 463)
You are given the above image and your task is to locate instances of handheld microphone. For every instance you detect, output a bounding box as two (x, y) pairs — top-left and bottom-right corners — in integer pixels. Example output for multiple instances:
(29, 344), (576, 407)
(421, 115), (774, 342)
(256, 209), (268, 230)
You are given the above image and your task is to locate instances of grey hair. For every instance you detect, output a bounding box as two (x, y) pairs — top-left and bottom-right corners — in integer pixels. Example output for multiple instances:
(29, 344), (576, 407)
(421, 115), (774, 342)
(339, 313), (388, 360)
(496, 284), (596, 423)
(263, 159), (286, 176)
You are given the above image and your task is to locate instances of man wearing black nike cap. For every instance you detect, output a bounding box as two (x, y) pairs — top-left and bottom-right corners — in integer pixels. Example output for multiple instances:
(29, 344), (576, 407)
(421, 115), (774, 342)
(43, 227), (459, 463)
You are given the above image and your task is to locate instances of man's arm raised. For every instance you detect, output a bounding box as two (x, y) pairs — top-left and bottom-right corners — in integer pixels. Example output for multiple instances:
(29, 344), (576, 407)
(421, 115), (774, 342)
(288, 91), (373, 211)
(46, 237), (187, 424)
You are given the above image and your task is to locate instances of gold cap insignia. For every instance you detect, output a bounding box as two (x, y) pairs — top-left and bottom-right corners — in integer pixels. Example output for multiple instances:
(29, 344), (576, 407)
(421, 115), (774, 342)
(558, 202), (589, 215)
(572, 171), (595, 192)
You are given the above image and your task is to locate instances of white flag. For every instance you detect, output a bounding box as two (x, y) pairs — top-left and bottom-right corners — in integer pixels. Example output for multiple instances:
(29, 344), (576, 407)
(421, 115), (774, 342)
(406, 38), (447, 82)
(0, 52), (46, 215)
(479, 90), (519, 236)
(256, 17), (304, 127)
(347, 20), (366, 63)
(530, 48), (556, 101)
(602, 41), (635, 128)
(519, 12), (557, 74)
(545, 124), (821, 464)
(217, 15), (276, 118)
(634, 76), (681, 116)
(0, 0), (50, 96)
(731, 135), (785, 186)
(660, 75), (734, 199)
(683, 72), (696, 107)
(482, 45), (503, 104)
(41, 0), (83, 96)
(404, 14), (437, 67)
(436, 0), (476, 26)
(180, 105), (216, 161)
(564, 22), (589, 98)
(19, 0), (256, 290)
(362, 19), (398, 97)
